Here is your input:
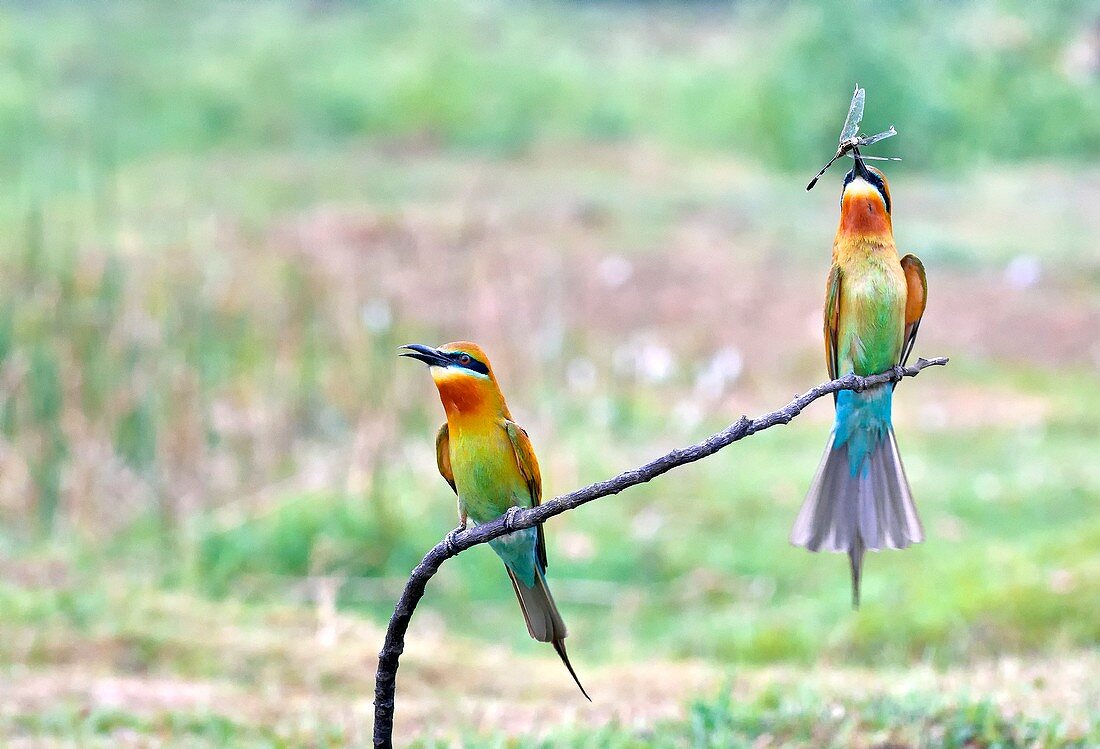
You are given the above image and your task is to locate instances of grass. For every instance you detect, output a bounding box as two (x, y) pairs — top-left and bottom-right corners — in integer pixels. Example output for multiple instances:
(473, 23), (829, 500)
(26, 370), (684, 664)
(0, 0), (1097, 743)
(0, 139), (1097, 739)
(5, 695), (1095, 747)
(530, 694), (1098, 748)
(1, 578), (1096, 745)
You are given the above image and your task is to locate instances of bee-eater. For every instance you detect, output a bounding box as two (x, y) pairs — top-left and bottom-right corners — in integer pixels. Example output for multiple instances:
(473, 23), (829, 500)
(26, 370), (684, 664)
(790, 154), (928, 608)
(400, 341), (589, 699)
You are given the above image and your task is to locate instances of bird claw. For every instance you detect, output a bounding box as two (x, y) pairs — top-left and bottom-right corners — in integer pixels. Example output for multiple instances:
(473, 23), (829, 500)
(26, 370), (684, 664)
(444, 522), (467, 554)
(892, 364), (907, 382)
(502, 506), (523, 531)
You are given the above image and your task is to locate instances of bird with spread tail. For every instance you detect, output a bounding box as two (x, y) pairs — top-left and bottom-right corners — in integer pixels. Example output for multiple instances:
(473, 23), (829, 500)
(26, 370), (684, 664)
(400, 341), (589, 699)
(790, 154), (928, 608)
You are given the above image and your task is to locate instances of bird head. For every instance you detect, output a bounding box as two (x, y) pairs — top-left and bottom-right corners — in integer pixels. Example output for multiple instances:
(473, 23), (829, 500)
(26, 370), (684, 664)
(400, 341), (508, 417)
(838, 152), (893, 238)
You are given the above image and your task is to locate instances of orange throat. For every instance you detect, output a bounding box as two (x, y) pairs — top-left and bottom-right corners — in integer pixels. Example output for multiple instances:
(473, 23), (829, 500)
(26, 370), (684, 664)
(837, 181), (893, 240)
(431, 368), (507, 421)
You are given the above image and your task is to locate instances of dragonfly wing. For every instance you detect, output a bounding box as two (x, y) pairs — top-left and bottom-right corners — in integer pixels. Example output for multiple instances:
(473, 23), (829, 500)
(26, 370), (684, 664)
(859, 126), (897, 147)
(840, 86), (865, 142)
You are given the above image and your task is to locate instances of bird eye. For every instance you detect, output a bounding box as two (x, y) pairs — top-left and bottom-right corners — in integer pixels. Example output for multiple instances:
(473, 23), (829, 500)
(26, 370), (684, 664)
(458, 353), (471, 365)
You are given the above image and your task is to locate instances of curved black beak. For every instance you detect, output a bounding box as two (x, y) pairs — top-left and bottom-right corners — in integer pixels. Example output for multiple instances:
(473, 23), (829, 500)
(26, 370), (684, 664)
(399, 343), (450, 367)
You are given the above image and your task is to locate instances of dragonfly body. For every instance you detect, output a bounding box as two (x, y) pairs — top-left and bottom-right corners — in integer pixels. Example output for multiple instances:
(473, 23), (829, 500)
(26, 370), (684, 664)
(806, 86), (899, 191)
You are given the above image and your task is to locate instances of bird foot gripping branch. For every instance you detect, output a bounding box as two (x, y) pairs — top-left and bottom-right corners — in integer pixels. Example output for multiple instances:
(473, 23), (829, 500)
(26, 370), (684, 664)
(443, 523), (467, 555)
(502, 505), (523, 531)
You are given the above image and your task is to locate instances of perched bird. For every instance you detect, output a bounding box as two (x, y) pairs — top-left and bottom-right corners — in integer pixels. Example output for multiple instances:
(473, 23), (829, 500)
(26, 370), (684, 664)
(790, 154), (928, 608)
(400, 341), (589, 699)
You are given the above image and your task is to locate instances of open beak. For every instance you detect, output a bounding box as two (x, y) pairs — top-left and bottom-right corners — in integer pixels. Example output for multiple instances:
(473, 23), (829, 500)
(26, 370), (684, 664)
(399, 343), (450, 367)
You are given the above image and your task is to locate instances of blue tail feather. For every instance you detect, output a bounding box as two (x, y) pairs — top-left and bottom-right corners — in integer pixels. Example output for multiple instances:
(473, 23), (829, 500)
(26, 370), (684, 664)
(489, 525), (540, 587)
(791, 383), (923, 606)
(834, 385), (893, 473)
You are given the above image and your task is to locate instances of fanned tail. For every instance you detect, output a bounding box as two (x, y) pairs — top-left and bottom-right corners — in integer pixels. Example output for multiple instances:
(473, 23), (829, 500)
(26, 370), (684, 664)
(506, 567), (591, 700)
(791, 424), (922, 608)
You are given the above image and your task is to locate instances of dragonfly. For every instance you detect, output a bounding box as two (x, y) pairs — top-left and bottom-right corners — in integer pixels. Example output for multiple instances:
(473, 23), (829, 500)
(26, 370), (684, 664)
(806, 85), (901, 191)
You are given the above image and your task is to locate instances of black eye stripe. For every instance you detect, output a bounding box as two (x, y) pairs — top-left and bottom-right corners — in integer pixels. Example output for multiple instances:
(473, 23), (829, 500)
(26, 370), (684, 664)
(445, 351), (490, 375)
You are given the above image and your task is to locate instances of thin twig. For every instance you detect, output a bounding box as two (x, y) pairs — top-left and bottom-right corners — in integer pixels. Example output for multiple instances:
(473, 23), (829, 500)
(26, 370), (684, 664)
(372, 356), (948, 747)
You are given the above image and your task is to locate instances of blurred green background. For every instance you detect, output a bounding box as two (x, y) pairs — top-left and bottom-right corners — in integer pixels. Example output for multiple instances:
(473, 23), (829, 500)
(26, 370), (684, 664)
(0, 0), (1097, 746)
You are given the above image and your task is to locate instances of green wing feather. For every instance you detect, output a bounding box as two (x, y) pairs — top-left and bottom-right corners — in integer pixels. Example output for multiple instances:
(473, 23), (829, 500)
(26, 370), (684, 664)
(504, 420), (546, 570)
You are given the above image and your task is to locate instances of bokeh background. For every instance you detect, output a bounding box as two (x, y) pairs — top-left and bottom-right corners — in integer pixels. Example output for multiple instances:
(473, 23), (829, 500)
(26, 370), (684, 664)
(0, 1), (1097, 746)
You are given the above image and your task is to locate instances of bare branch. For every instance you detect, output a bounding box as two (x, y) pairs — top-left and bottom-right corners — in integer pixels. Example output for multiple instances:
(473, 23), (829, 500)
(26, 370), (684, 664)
(373, 356), (949, 747)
